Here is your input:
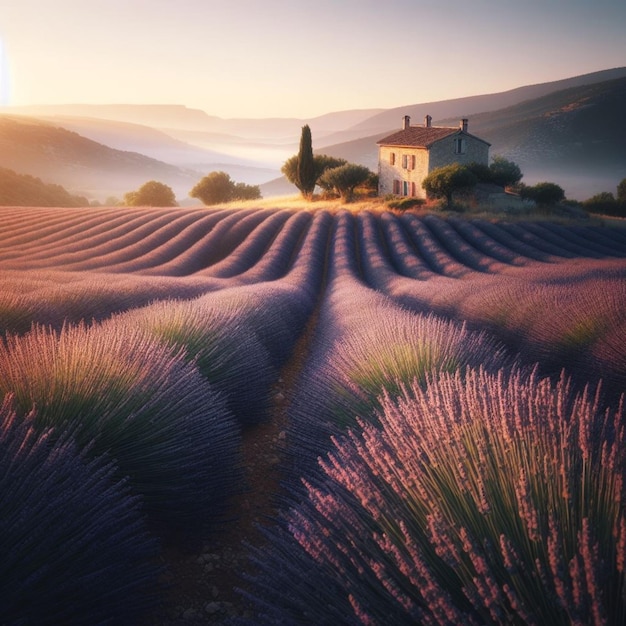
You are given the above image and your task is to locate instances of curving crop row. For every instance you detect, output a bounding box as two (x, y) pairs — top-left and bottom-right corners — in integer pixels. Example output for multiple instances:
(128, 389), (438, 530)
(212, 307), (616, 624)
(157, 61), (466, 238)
(284, 211), (510, 484)
(1, 205), (625, 623)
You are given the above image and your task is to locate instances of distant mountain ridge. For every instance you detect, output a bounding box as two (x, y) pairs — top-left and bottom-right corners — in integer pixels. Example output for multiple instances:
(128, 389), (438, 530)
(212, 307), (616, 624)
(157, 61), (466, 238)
(345, 67), (626, 136)
(7, 67), (625, 140)
(2, 67), (626, 201)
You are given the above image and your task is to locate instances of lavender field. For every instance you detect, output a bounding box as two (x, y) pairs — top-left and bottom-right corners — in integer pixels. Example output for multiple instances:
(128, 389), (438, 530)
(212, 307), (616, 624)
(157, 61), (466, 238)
(1, 205), (625, 625)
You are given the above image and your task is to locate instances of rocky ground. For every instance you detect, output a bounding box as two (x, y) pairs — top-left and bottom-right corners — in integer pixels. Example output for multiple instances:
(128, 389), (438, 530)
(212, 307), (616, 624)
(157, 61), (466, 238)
(143, 327), (312, 625)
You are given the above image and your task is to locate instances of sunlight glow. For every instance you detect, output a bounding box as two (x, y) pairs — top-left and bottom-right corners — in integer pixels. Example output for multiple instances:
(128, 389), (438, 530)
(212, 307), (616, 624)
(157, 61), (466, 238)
(0, 38), (9, 105)
(1, 1), (624, 118)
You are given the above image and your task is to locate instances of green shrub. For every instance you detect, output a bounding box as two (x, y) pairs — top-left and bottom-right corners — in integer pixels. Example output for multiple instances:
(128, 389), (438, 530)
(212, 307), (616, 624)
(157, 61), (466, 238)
(386, 197), (426, 211)
(519, 182), (565, 206)
(583, 192), (626, 217)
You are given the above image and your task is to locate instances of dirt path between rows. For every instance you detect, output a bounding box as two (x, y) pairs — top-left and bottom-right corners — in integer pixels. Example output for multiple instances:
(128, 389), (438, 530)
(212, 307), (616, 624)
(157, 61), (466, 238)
(143, 318), (317, 624)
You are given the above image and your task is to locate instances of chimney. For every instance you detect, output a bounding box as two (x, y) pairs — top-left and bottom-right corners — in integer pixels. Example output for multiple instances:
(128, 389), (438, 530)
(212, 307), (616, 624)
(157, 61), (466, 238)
(424, 115), (432, 128)
(460, 118), (468, 132)
(403, 115), (411, 130)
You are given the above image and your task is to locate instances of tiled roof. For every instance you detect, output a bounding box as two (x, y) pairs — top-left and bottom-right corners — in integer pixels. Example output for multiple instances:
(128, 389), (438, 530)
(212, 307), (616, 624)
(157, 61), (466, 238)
(376, 126), (459, 148)
(377, 126), (490, 148)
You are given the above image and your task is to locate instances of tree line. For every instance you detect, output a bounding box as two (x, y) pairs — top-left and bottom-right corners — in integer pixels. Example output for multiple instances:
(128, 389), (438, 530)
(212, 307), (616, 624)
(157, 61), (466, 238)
(2, 123), (624, 213)
(0, 167), (89, 207)
(122, 172), (262, 207)
(281, 124), (376, 202)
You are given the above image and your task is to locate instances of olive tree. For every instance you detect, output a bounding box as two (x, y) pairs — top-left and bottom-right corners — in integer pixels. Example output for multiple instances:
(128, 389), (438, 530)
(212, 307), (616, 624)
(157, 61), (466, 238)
(190, 171), (260, 205)
(282, 153), (347, 197)
(319, 164), (372, 202)
(489, 156), (523, 188)
(422, 164), (477, 207)
(519, 182), (565, 206)
(123, 181), (177, 207)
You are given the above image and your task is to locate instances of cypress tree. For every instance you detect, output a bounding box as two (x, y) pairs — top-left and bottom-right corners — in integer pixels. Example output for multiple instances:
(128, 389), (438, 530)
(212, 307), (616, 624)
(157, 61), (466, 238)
(297, 125), (316, 200)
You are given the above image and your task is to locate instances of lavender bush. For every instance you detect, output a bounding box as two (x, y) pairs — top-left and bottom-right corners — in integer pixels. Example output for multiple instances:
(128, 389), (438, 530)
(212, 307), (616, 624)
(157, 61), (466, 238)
(114, 296), (277, 424)
(287, 284), (508, 483)
(0, 394), (162, 624)
(246, 367), (626, 625)
(0, 322), (241, 533)
(306, 309), (506, 427)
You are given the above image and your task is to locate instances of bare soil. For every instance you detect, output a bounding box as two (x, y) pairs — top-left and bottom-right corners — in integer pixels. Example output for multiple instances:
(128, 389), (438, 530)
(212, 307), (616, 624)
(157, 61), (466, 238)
(143, 327), (313, 624)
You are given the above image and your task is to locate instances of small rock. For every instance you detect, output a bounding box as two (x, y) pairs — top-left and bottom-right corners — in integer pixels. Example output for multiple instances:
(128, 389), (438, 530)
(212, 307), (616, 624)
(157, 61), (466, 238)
(182, 607), (199, 620)
(205, 602), (221, 615)
(278, 430), (287, 440)
(274, 392), (285, 402)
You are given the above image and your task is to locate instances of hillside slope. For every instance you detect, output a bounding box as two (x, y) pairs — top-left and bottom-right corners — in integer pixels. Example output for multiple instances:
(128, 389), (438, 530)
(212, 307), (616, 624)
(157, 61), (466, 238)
(443, 76), (626, 166)
(0, 167), (89, 207)
(344, 66), (626, 137)
(319, 76), (626, 199)
(0, 115), (201, 201)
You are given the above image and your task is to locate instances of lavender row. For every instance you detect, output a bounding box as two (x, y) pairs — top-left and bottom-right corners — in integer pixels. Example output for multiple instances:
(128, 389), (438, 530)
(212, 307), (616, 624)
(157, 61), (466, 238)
(284, 212), (508, 485)
(0, 321), (242, 622)
(0, 269), (224, 334)
(0, 395), (163, 624)
(0, 207), (219, 269)
(255, 213), (626, 621)
(196, 210), (302, 279)
(353, 212), (626, 398)
(0, 211), (331, 335)
(0, 322), (241, 532)
(245, 368), (626, 625)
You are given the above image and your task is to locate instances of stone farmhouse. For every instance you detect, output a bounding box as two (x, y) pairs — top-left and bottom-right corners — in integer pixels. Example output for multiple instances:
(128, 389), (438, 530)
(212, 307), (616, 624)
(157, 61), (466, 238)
(377, 115), (490, 199)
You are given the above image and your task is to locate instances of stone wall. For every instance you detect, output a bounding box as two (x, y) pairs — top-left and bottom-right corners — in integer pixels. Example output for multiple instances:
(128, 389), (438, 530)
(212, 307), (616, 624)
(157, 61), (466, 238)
(378, 145), (429, 199)
(378, 133), (489, 199)
(428, 135), (489, 170)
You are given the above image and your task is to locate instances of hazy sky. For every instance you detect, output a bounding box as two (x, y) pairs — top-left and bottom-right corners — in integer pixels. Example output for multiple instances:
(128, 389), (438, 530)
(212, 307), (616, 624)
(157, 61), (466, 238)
(1, 0), (625, 119)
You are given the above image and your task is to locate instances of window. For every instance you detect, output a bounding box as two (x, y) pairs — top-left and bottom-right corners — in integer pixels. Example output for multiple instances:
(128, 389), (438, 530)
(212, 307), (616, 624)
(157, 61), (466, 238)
(393, 179), (401, 194)
(403, 181), (409, 196)
(454, 138), (467, 154)
(390, 152), (396, 165)
(401, 154), (416, 170)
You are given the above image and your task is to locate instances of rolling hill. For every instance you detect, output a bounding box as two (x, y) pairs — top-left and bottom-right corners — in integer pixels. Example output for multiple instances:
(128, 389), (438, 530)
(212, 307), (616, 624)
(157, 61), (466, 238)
(2, 67), (625, 202)
(342, 66), (626, 137)
(0, 115), (200, 201)
(0, 115), (274, 202)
